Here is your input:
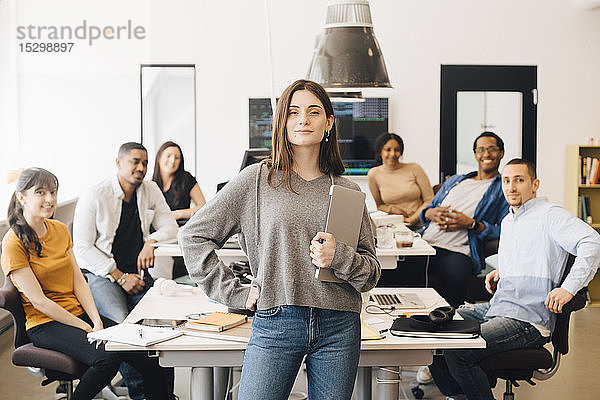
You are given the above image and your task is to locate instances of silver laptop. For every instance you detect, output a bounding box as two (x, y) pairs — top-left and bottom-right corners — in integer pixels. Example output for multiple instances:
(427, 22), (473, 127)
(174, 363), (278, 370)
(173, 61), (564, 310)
(316, 185), (366, 283)
(370, 292), (425, 309)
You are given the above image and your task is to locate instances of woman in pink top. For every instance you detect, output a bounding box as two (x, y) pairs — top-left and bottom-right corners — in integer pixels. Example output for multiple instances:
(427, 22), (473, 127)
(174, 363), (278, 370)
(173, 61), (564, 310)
(368, 133), (434, 228)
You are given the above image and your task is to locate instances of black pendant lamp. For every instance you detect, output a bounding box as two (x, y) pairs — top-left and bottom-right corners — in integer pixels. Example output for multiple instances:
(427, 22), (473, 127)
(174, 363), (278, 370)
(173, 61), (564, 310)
(307, 0), (392, 88)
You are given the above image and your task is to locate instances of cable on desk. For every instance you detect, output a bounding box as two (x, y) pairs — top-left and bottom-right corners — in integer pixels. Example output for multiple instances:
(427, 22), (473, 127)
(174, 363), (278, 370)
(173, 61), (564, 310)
(364, 304), (403, 317)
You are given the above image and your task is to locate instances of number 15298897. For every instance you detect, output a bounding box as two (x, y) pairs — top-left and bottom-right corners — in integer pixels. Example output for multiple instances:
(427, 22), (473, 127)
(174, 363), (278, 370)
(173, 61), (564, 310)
(18, 42), (74, 52)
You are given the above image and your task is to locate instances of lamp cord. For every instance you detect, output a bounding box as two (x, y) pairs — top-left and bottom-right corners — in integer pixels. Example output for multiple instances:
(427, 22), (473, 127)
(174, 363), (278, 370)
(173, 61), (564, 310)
(263, 0), (277, 117)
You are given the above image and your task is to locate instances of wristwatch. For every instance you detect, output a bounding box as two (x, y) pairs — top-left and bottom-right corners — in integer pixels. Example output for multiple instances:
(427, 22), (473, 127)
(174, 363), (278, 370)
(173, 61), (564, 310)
(117, 273), (129, 286)
(470, 219), (478, 230)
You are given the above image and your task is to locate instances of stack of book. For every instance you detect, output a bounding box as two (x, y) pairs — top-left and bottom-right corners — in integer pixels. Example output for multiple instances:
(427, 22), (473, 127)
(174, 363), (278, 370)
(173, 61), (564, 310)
(185, 311), (247, 332)
(579, 156), (600, 185)
(578, 195), (593, 224)
(182, 312), (251, 343)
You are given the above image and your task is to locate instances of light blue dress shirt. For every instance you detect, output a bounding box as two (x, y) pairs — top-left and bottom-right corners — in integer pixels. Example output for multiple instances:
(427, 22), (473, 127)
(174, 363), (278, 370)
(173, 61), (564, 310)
(487, 197), (600, 332)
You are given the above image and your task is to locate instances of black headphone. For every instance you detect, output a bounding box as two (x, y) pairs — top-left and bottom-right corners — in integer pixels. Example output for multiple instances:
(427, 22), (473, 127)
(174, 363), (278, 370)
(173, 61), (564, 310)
(407, 306), (455, 331)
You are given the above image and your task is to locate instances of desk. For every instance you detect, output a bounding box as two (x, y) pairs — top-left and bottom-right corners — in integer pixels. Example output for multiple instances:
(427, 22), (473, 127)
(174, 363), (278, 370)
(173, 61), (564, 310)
(154, 237), (435, 270)
(107, 287), (484, 400)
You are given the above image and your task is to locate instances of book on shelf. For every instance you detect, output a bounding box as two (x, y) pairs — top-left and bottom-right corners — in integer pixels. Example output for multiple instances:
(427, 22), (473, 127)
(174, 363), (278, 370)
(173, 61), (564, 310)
(579, 155), (582, 185)
(580, 157), (600, 185)
(580, 196), (592, 224)
(585, 196), (593, 224)
(184, 311), (247, 332)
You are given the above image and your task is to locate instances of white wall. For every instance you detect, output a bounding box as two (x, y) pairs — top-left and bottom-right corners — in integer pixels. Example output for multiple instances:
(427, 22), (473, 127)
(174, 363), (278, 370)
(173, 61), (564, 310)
(2, 0), (600, 212)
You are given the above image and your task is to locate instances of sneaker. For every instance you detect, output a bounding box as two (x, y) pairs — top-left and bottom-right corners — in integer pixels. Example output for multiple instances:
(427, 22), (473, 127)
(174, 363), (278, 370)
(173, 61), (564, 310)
(416, 366), (433, 384)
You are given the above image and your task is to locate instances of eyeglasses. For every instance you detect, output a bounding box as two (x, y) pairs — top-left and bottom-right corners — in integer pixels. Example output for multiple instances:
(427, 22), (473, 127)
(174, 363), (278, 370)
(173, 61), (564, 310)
(475, 146), (501, 154)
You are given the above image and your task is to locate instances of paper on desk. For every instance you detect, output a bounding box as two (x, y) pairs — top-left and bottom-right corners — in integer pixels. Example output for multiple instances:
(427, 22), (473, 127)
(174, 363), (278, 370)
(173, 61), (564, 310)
(361, 319), (383, 341)
(364, 316), (385, 325)
(150, 241), (179, 248)
(369, 211), (405, 228)
(87, 323), (183, 347)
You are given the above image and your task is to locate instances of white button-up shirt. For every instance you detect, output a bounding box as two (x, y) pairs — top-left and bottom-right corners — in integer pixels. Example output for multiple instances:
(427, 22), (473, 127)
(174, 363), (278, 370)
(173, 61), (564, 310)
(488, 197), (600, 332)
(73, 175), (178, 278)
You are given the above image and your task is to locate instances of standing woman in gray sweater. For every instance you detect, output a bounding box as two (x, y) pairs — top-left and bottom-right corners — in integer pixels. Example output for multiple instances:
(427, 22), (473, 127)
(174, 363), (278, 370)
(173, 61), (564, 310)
(179, 79), (380, 400)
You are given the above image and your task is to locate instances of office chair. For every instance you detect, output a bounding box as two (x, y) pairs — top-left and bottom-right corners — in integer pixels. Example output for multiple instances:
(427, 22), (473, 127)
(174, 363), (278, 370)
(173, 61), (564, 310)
(464, 239), (498, 303)
(0, 278), (122, 400)
(479, 254), (586, 400)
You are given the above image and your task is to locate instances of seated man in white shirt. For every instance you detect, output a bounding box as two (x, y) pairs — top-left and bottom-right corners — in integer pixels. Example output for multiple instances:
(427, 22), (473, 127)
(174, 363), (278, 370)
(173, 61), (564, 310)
(430, 158), (600, 400)
(73, 142), (178, 399)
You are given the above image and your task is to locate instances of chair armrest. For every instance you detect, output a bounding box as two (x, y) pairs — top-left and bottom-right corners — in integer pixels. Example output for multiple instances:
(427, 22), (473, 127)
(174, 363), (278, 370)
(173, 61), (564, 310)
(561, 288), (587, 314)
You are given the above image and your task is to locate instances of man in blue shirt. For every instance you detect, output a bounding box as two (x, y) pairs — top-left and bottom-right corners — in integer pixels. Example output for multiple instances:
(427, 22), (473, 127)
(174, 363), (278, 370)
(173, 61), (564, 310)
(379, 132), (509, 309)
(431, 158), (600, 400)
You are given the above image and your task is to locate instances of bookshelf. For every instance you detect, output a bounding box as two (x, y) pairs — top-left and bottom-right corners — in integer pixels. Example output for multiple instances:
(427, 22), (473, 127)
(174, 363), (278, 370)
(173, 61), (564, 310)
(566, 145), (600, 305)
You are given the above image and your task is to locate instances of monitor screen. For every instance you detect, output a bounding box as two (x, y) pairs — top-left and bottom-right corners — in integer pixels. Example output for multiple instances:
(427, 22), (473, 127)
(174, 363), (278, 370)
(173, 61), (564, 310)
(249, 98), (388, 175)
(240, 148), (271, 171)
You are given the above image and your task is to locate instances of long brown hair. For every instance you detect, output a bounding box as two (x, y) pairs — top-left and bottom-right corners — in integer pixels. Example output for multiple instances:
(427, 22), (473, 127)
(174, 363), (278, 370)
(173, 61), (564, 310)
(7, 168), (59, 257)
(267, 79), (345, 192)
(152, 141), (187, 207)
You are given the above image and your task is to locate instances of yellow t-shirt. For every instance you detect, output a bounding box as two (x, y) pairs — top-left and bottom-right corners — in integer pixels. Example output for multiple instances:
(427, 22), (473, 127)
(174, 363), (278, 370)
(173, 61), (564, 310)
(1, 219), (84, 330)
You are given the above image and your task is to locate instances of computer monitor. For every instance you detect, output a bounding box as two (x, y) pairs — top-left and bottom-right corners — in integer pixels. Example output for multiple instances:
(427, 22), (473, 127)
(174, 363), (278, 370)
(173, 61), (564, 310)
(240, 148), (271, 171)
(248, 97), (389, 175)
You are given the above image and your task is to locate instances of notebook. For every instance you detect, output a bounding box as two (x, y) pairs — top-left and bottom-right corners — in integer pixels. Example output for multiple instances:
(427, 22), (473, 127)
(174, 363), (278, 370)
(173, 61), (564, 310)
(370, 292), (426, 309)
(184, 311), (248, 332)
(316, 185), (366, 283)
(181, 319), (253, 343)
(87, 323), (183, 347)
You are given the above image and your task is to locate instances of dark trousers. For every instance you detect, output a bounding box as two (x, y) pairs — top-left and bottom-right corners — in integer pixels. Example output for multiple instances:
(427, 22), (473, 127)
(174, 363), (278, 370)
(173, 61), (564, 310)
(377, 246), (473, 308)
(27, 313), (169, 400)
(83, 271), (174, 399)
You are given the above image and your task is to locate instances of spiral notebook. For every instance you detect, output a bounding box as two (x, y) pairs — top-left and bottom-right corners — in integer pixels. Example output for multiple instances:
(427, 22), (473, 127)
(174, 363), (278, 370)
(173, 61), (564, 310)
(87, 323), (183, 347)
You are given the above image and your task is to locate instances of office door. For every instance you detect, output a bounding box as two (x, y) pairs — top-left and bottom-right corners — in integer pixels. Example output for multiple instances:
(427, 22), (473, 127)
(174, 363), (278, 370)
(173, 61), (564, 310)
(439, 65), (537, 182)
(140, 64), (197, 175)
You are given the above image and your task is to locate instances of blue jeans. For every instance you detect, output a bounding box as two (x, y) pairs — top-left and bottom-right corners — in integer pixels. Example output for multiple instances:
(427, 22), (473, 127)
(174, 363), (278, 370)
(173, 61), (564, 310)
(83, 271), (152, 323)
(430, 303), (550, 400)
(83, 271), (166, 399)
(238, 306), (361, 400)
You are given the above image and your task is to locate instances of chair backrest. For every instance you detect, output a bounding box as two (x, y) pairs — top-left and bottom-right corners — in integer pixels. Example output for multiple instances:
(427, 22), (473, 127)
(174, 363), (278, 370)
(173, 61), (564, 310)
(483, 239), (499, 258)
(553, 253), (587, 355)
(0, 277), (31, 348)
(52, 198), (78, 228)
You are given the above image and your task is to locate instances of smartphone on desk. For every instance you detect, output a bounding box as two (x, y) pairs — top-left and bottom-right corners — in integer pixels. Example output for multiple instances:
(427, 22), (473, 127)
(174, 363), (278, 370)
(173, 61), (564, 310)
(134, 318), (186, 328)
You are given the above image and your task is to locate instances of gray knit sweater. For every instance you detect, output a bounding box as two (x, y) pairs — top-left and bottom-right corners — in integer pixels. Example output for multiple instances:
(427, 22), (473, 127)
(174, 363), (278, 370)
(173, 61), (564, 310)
(179, 163), (380, 314)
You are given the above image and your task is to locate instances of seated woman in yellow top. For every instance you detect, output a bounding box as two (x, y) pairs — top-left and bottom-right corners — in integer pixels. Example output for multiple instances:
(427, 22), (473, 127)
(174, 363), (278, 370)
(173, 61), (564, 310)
(1, 168), (168, 400)
(368, 133), (434, 227)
